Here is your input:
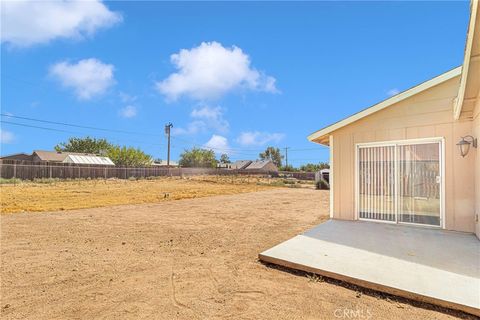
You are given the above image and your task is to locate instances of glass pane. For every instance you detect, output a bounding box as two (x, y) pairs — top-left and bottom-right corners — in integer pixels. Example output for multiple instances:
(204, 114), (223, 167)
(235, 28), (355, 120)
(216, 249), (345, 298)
(398, 143), (440, 226)
(358, 145), (395, 222)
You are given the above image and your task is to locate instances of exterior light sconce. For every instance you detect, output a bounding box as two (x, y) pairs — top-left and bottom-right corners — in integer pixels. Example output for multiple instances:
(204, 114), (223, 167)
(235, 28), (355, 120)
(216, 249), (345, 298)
(457, 135), (477, 157)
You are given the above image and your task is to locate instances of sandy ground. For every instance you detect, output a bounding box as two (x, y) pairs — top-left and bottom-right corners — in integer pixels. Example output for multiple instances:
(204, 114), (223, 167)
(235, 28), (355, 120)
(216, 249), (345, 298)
(0, 176), (283, 214)
(0, 189), (471, 319)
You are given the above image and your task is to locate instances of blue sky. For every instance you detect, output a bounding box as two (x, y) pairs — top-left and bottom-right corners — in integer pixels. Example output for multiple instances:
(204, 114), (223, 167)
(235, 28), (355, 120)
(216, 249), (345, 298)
(0, 1), (470, 166)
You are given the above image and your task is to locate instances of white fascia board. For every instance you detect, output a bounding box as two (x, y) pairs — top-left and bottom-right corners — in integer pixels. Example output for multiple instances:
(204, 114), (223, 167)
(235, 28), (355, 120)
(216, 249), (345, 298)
(454, 0), (478, 120)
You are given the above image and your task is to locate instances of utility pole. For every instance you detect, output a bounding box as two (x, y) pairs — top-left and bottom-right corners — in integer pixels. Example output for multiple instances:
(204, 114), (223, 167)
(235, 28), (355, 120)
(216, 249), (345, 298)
(284, 147), (290, 168)
(165, 122), (173, 167)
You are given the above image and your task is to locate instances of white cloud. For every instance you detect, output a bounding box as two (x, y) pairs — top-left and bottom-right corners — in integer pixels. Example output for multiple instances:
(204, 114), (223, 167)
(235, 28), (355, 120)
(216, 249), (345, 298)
(387, 88), (400, 96)
(203, 134), (230, 154)
(119, 92), (137, 103)
(171, 120), (205, 136)
(156, 41), (278, 101)
(119, 105), (137, 118)
(0, 129), (15, 144)
(190, 106), (229, 133)
(1, 0), (122, 47)
(172, 105), (229, 135)
(237, 131), (285, 146)
(49, 58), (115, 100)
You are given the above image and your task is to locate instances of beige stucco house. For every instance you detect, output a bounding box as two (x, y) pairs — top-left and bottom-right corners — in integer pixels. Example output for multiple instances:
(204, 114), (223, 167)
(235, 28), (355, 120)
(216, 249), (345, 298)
(260, 2), (480, 314)
(308, 1), (480, 239)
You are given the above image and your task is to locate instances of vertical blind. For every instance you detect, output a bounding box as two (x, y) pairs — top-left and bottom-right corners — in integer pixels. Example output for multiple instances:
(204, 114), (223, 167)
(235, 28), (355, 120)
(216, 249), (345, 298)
(358, 142), (441, 226)
(358, 145), (396, 222)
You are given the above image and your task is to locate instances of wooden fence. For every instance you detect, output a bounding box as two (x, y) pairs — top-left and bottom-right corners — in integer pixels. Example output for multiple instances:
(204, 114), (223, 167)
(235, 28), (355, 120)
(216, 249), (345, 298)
(0, 160), (287, 180)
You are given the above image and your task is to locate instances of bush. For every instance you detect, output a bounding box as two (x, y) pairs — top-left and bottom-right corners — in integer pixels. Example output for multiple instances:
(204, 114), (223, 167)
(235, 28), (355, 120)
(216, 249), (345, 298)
(315, 179), (329, 190)
(282, 178), (297, 185)
(0, 178), (22, 184)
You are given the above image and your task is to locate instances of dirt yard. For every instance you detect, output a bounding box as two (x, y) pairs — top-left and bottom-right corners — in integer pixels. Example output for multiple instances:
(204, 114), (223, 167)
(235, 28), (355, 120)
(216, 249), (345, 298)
(0, 176), (285, 214)
(1, 187), (470, 320)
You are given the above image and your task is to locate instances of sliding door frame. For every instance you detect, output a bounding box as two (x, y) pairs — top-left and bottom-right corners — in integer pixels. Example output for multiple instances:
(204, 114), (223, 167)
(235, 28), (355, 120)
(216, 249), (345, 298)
(355, 137), (445, 229)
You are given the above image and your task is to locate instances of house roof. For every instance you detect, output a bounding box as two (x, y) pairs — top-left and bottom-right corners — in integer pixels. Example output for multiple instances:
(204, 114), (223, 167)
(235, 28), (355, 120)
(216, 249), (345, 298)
(245, 160), (275, 170)
(307, 66), (462, 146)
(231, 160), (252, 169)
(33, 150), (70, 162)
(0, 153), (32, 160)
(454, 0), (480, 119)
(63, 154), (115, 166)
(33, 150), (100, 162)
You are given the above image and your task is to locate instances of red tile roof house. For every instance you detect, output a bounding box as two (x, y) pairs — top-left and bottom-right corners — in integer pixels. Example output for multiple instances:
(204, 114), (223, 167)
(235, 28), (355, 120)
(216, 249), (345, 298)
(260, 1), (480, 316)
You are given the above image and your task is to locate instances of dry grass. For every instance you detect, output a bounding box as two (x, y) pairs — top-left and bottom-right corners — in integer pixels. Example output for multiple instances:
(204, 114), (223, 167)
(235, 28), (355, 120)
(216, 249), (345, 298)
(0, 175), (298, 214)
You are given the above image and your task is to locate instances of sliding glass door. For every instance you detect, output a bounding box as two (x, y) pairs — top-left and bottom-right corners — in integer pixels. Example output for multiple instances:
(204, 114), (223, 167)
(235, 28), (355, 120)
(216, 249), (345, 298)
(357, 140), (442, 227)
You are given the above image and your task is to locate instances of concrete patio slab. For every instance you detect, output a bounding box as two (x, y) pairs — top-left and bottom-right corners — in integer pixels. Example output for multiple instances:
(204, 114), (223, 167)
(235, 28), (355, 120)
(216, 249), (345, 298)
(259, 220), (480, 316)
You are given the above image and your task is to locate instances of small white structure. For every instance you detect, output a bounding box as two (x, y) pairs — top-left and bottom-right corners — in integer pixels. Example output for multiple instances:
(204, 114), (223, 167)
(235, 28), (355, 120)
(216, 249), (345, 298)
(151, 160), (179, 167)
(62, 154), (115, 166)
(217, 163), (231, 169)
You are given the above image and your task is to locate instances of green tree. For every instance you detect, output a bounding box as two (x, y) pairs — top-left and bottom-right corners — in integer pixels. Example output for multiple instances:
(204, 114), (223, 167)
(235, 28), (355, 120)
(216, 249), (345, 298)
(280, 164), (297, 172)
(299, 162), (330, 172)
(220, 153), (231, 164)
(107, 145), (153, 167)
(179, 148), (218, 168)
(55, 137), (153, 167)
(259, 146), (283, 167)
(54, 137), (111, 154)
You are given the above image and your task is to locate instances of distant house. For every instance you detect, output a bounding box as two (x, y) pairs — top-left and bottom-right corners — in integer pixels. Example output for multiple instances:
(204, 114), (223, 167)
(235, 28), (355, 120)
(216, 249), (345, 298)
(0, 153), (33, 161)
(31, 150), (73, 162)
(230, 160), (252, 170)
(1, 150), (115, 166)
(228, 159), (278, 172)
(245, 160), (278, 172)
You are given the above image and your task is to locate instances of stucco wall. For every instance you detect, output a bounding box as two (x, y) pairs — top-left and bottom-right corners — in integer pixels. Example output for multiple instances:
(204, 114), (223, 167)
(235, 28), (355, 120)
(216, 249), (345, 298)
(329, 75), (476, 233)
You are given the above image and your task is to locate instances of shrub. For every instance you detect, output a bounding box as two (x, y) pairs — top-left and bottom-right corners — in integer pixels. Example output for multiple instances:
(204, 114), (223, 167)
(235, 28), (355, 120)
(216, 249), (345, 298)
(315, 179), (329, 190)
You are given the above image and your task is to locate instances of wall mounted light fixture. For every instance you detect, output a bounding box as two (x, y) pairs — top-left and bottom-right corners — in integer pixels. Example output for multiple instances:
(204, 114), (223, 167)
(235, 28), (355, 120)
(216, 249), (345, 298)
(457, 135), (477, 157)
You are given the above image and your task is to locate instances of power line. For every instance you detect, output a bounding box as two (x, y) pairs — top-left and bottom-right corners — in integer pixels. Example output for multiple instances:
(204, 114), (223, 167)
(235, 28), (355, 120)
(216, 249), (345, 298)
(1, 113), (161, 137)
(1, 120), (78, 134)
(0, 120), (165, 148)
(171, 135), (266, 153)
(289, 147), (328, 151)
(171, 138), (260, 156)
(1, 113), (328, 156)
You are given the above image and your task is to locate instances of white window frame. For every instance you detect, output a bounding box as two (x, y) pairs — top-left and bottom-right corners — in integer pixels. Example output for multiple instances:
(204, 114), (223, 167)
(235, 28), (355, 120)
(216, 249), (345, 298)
(355, 137), (445, 229)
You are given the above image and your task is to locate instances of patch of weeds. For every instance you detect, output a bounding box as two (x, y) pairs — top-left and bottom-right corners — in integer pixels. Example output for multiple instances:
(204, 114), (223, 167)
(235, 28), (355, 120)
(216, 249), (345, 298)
(315, 179), (329, 190)
(287, 184), (301, 188)
(307, 273), (324, 283)
(0, 178), (23, 184)
(32, 178), (61, 184)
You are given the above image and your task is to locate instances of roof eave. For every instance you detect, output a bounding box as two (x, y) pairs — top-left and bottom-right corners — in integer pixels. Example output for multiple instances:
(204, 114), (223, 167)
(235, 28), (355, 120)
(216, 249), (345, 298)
(453, 0), (479, 119)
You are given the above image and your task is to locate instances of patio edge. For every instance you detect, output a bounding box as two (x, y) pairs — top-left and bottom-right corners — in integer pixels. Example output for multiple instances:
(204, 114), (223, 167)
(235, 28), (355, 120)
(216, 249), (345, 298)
(258, 253), (480, 317)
